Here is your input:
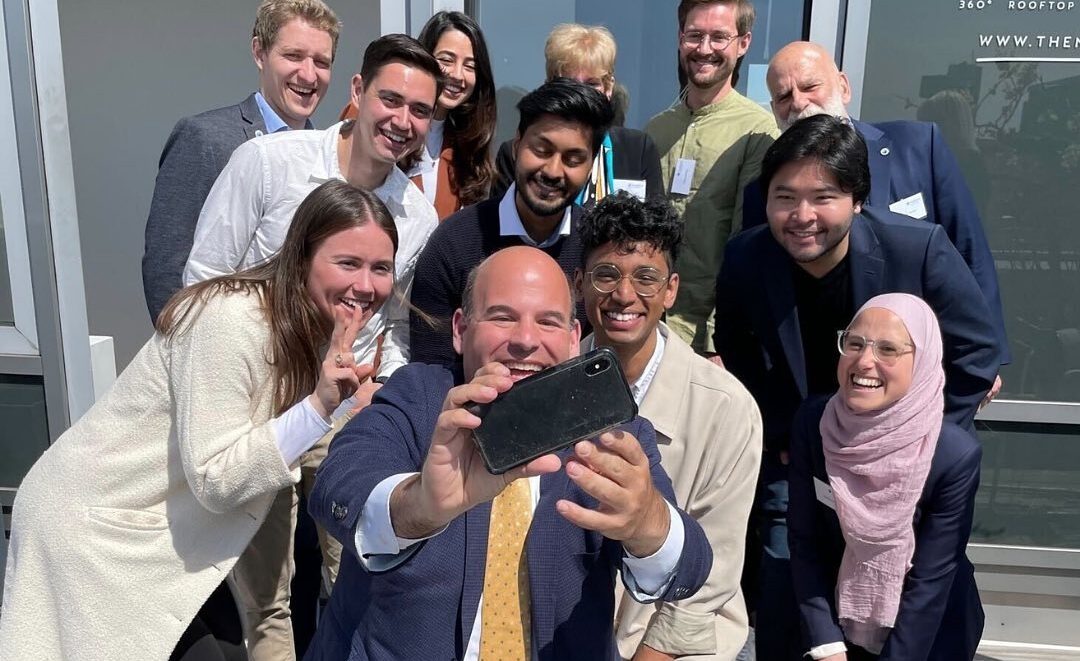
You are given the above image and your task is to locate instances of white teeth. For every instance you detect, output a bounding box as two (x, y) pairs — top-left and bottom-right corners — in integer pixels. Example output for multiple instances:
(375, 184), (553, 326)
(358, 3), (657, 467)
(340, 298), (371, 311)
(381, 129), (407, 144)
(503, 362), (543, 373)
(604, 311), (640, 322)
(791, 230), (816, 237)
(852, 376), (882, 387)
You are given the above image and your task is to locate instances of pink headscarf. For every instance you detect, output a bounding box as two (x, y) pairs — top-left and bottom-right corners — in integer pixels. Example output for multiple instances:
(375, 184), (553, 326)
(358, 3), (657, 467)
(819, 293), (945, 653)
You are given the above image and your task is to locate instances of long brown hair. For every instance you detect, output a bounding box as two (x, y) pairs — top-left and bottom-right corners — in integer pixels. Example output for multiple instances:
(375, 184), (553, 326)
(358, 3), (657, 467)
(418, 11), (497, 205)
(157, 180), (398, 414)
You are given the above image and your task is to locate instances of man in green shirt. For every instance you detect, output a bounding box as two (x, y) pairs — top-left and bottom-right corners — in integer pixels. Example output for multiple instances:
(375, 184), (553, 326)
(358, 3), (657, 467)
(646, 0), (779, 357)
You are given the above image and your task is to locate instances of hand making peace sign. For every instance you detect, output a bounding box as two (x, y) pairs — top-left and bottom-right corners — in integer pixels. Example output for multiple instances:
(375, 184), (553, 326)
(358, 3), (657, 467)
(308, 302), (376, 420)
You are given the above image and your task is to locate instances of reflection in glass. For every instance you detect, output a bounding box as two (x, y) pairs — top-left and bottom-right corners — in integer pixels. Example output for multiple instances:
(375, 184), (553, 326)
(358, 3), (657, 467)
(859, 1), (1080, 403)
(0, 375), (49, 489)
(973, 421), (1080, 550)
(0, 200), (14, 325)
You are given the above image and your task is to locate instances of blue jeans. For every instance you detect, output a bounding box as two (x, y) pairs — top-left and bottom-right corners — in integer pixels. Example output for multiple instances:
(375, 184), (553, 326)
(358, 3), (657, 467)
(753, 453), (803, 661)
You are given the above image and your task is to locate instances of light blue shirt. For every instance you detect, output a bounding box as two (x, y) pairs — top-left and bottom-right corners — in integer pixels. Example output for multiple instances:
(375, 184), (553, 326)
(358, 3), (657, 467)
(254, 91), (314, 133)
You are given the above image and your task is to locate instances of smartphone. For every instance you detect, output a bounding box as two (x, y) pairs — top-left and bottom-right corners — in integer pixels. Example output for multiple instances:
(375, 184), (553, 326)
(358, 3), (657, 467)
(468, 347), (637, 475)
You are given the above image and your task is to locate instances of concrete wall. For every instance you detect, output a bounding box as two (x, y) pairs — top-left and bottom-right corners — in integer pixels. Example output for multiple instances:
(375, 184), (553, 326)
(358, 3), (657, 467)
(57, 0), (381, 367)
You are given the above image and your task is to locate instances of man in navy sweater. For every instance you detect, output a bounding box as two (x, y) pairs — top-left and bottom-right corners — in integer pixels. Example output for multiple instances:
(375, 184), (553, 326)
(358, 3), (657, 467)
(409, 78), (614, 366)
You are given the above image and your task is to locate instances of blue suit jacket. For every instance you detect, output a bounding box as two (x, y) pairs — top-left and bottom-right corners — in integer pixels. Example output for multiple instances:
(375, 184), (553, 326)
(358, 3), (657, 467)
(713, 210), (1001, 452)
(306, 363), (712, 661)
(141, 93), (266, 321)
(788, 396), (984, 660)
(741, 119), (1009, 362)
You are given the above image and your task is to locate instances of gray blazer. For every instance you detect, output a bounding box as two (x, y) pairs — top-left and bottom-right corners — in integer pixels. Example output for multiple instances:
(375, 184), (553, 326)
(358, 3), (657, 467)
(141, 93), (267, 321)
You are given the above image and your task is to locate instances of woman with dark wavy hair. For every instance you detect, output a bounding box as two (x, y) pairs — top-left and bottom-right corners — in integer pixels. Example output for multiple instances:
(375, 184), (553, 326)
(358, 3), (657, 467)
(342, 12), (497, 218)
(0, 180), (397, 661)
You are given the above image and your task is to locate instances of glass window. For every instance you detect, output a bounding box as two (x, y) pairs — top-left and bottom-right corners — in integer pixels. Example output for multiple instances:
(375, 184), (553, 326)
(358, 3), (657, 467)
(0, 375), (49, 489)
(974, 421), (1080, 550)
(856, 1), (1080, 403)
(473, 0), (805, 144)
(1, 199), (13, 325)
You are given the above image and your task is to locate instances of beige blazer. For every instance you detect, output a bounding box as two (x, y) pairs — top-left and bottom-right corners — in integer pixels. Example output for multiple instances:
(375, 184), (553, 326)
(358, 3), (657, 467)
(0, 291), (298, 661)
(614, 324), (763, 660)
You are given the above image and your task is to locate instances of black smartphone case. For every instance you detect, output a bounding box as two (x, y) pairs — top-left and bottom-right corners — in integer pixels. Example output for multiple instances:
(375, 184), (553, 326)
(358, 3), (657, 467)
(469, 347), (638, 475)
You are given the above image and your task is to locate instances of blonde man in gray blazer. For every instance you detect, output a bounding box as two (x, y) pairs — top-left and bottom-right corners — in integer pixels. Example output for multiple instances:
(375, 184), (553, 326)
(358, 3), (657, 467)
(576, 192), (763, 660)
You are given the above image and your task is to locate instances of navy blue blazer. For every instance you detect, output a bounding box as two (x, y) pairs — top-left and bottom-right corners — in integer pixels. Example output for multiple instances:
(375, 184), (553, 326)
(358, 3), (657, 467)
(741, 119), (1009, 362)
(713, 210), (1001, 452)
(306, 363), (712, 661)
(141, 93), (267, 322)
(788, 396), (984, 660)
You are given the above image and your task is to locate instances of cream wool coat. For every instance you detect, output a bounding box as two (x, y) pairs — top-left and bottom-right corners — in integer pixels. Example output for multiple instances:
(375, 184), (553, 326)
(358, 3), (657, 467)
(614, 325), (763, 660)
(0, 291), (298, 661)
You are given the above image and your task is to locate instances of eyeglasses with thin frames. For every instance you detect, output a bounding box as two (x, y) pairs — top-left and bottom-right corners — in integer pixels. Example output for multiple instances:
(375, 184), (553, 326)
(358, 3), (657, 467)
(836, 330), (914, 366)
(586, 265), (671, 297)
(680, 30), (741, 50)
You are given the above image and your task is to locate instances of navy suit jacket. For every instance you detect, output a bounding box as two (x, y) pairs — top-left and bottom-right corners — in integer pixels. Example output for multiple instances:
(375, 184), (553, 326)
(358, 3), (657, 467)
(141, 93), (267, 321)
(788, 396), (984, 660)
(490, 126), (664, 204)
(306, 363), (712, 661)
(741, 119), (1009, 361)
(714, 210), (1001, 452)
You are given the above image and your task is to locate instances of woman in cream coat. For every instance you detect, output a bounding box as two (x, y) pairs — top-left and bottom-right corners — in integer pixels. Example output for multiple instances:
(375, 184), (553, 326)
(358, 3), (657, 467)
(0, 180), (397, 661)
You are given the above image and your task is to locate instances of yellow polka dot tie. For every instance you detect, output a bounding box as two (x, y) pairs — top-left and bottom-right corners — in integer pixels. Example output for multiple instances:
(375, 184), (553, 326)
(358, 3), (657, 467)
(479, 478), (533, 660)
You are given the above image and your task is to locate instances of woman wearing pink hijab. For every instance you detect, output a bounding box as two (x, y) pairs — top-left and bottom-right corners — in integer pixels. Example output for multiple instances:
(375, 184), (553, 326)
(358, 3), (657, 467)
(788, 293), (984, 660)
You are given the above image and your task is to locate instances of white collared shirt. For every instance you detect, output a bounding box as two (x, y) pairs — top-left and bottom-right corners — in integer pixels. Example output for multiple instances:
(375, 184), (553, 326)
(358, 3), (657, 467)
(497, 184), (573, 249)
(406, 118), (445, 205)
(582, 327), (667, 406)
(184, 121), (438, 378)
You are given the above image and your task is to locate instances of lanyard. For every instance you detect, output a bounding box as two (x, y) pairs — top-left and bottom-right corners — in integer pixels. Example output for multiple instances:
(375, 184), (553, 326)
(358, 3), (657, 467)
(576, 131), (615, 205)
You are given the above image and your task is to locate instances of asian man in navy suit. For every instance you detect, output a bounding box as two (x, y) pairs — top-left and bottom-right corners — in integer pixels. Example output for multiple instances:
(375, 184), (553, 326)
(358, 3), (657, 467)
(741, 41), (1008, 402)
(141, 0), (340, 322)
(306, 246), (711, 661)
(714, 114), (1001, 659)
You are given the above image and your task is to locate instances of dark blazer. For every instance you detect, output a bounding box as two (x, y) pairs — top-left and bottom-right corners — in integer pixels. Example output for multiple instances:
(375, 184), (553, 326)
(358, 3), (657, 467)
(141, 93), (267, 322)
(490, 126), (664, 204)
(714, 209), (1001, 452)
(788, 396), (984, 660)
(741, 119), (1009, 362)
(305, 363), (712, 661)
(409, 198), (590, 367)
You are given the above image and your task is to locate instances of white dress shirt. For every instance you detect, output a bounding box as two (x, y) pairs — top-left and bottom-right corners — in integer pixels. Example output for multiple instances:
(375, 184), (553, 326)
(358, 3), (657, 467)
(406, 118), (444, 205)
(498, 184), (573, 248)
(582, 328), (667, 406)
(183, 121), (439, 377)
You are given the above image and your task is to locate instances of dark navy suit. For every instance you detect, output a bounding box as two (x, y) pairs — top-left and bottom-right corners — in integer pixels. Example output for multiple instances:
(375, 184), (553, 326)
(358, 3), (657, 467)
(713, 210), (1000, 659)
(788, 396), (984, 660)
(305, 363), (712, 661)
(742, 119), (1009, 362)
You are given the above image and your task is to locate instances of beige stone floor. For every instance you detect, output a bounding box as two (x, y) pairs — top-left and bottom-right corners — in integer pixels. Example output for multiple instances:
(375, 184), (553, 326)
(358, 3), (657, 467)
(976, 643), (1080, 660)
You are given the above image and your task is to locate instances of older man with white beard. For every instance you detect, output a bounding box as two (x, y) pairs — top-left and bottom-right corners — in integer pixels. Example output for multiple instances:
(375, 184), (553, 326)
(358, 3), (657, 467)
(742, 41), (1009, 395)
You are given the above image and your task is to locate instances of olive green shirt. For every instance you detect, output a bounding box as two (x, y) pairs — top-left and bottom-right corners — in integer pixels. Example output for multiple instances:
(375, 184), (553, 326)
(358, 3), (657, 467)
(646, 90), (779, 353)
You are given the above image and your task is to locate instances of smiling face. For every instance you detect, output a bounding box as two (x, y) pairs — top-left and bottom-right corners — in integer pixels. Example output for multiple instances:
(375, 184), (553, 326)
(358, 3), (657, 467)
(453, 247), (580, 382)
(838, 308), (915, 413)
(351, 60), (438, 166)
(513, 114), (595, 220)
(678, 2), (751, 98)
(579, 241), (677, 356)
(767, 43), (852, 131)
(253, 17), (334, 129)
(432, 28), (477, 117)
(305, 222), (396, 328)
(766, 157), (859, 278)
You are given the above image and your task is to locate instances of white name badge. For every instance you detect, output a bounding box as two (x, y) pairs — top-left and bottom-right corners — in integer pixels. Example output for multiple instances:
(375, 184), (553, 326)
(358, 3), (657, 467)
(814, 477), (837, 510)
(671, 158), (696, 196)
(889, 192), (928, 220)
(613, 178), (647, 201)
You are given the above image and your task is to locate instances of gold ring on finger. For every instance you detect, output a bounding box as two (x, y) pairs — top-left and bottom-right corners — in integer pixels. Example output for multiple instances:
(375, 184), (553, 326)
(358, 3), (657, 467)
(335, 353), (344, 368)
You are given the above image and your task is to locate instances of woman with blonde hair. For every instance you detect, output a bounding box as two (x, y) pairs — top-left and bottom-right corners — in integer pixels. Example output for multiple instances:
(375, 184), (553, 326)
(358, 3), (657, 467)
(492, 23), (663, 206)
(0, 180), (398, 661)
(788, 293), (984, 660)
